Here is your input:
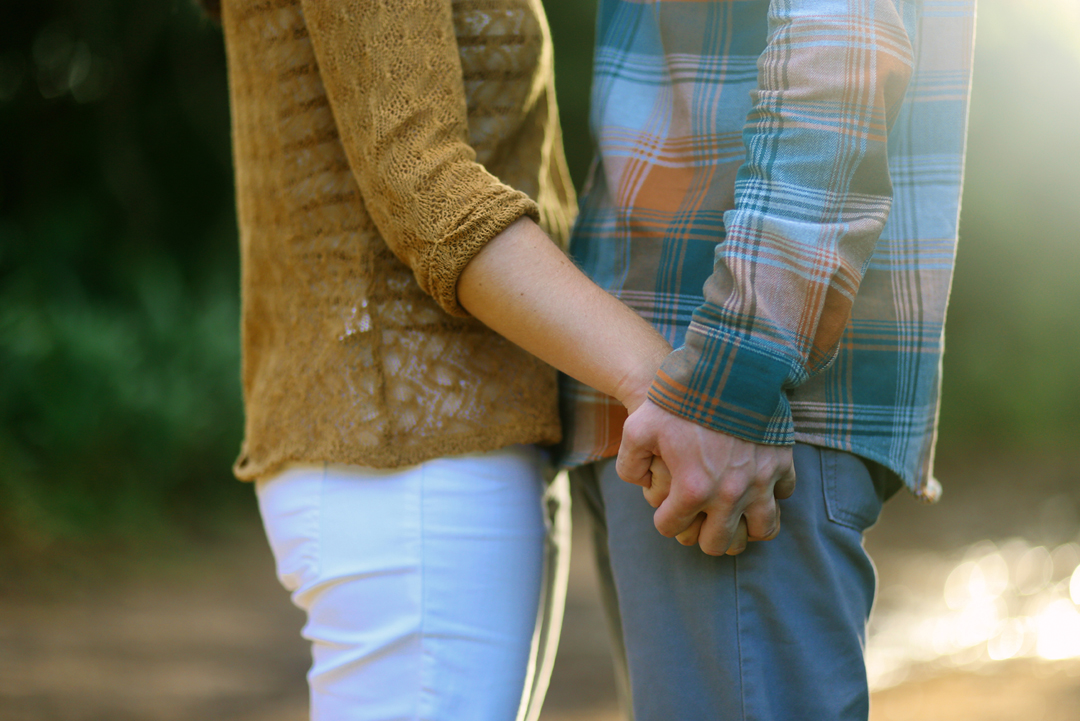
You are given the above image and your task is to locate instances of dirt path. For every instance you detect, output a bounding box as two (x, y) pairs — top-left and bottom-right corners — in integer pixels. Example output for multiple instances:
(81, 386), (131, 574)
(2, 453), (1078, 720)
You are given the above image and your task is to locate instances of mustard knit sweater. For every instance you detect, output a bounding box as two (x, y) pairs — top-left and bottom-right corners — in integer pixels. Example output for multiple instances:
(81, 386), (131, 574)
(221, 0), (576, 479)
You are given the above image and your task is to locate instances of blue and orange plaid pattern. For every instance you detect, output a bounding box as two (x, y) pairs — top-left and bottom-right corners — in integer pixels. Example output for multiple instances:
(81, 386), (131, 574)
(560, 0), (976, 500)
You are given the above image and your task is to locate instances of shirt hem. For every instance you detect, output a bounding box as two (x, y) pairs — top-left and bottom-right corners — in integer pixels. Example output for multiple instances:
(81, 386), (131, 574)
(792, 431), (940, 504)
(234, 423), (562, 482)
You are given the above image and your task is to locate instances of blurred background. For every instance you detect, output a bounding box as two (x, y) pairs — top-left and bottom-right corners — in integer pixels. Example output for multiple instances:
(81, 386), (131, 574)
(0, 1), (1078, 719)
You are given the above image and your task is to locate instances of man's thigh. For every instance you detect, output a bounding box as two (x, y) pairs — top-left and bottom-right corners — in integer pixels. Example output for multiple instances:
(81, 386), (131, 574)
(573, 443), (893, 721)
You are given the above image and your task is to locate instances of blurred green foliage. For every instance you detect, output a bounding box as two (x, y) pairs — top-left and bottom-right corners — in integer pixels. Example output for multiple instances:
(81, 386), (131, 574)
(0, 0), (1077, 556)
(0, 1), (242, 552)
(938, 5), (1080, 452)
(545, 1), (598, 189)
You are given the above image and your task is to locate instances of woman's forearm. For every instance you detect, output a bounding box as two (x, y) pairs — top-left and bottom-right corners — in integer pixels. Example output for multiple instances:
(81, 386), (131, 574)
(457, 217), (671, 413)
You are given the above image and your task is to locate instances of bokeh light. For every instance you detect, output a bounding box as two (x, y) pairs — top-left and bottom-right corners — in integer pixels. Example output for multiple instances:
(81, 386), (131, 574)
(867, 536), (1080, 691)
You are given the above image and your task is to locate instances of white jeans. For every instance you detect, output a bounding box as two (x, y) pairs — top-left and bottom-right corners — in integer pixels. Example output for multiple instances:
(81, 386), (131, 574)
(255, 445), (570, 721)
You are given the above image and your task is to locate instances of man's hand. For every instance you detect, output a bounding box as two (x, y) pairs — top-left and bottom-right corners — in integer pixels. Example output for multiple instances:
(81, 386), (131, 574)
(646, 457), (750, 554)
(617, 399), (796, 556)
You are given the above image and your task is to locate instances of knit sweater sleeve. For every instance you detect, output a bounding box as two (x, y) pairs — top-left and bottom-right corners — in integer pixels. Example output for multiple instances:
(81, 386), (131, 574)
(298, 0), (540, 317)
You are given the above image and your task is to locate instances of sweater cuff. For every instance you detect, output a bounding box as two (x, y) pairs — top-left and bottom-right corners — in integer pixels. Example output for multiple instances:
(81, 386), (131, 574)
(647, 320), (797, 445)
(421, 188), (540, 318)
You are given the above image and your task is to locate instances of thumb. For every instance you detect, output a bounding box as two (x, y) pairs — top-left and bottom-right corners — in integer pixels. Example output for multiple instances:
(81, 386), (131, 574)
(615, 414), (656, 488)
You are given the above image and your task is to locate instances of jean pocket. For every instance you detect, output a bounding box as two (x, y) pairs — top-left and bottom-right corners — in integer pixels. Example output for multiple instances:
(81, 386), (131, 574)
(821, 448), (884, 532)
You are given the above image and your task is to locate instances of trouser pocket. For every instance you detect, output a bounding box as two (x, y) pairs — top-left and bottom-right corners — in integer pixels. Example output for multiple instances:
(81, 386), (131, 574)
(821, 448), (887, 533)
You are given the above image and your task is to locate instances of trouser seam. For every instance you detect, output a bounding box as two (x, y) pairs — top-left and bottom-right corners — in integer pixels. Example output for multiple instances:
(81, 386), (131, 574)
(735, 554), (747, 721)
(417, 460), (428, 721)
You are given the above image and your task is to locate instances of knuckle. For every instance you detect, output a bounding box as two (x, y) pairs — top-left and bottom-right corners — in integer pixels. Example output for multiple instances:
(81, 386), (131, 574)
(717, 481), (744, 507)
(749, 496), (777, 516)
(653, 514), (680, 538)
(702, 541), (728, 557)
(699, 531), (730, 557)
(781, 456), (796, 478)
(652, 520), (678, 537)
(678, 479), (711, 508)
(748, 523), (778, 542)
(754, 465), (777, 488)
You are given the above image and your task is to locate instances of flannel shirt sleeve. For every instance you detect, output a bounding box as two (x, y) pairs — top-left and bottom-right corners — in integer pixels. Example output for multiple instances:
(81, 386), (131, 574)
(299, 0), (539, 317)
(648, 0), (916, 444)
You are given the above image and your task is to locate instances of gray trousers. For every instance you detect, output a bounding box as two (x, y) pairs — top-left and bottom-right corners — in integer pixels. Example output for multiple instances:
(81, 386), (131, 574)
(570, 444), (901, 721)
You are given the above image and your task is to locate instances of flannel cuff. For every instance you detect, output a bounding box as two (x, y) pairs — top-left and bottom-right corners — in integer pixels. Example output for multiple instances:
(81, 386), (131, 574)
(648, 321), (797, 445)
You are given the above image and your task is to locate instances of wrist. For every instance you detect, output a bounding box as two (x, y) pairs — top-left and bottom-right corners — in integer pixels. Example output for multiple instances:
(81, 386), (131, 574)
(613, 342), (671, 414)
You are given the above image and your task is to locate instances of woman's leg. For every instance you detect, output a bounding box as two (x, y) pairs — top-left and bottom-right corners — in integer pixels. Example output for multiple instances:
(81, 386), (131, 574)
(255, 446), (567, 721)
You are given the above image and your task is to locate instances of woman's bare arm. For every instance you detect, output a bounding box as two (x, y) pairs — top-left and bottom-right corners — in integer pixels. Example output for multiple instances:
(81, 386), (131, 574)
(457, 216), (671, 413)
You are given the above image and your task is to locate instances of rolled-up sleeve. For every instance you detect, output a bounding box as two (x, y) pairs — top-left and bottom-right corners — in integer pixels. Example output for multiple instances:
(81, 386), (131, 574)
(299, 0), (539, 316)
(648, 0), (915, 444)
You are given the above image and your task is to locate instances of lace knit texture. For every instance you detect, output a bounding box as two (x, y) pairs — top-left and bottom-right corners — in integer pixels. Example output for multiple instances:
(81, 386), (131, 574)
(222, 0), (576, 479)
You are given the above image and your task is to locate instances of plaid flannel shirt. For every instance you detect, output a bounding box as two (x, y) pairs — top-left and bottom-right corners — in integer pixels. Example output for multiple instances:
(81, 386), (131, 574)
(560, 0), (976, 500)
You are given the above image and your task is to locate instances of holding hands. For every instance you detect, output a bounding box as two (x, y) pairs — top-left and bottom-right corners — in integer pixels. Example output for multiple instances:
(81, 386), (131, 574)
(456, 217), (794, 556)
(616, 398), (796, 556)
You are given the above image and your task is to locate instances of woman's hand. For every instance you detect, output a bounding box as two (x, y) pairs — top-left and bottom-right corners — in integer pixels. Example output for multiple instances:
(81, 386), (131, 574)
(643, 456), (752, 555)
